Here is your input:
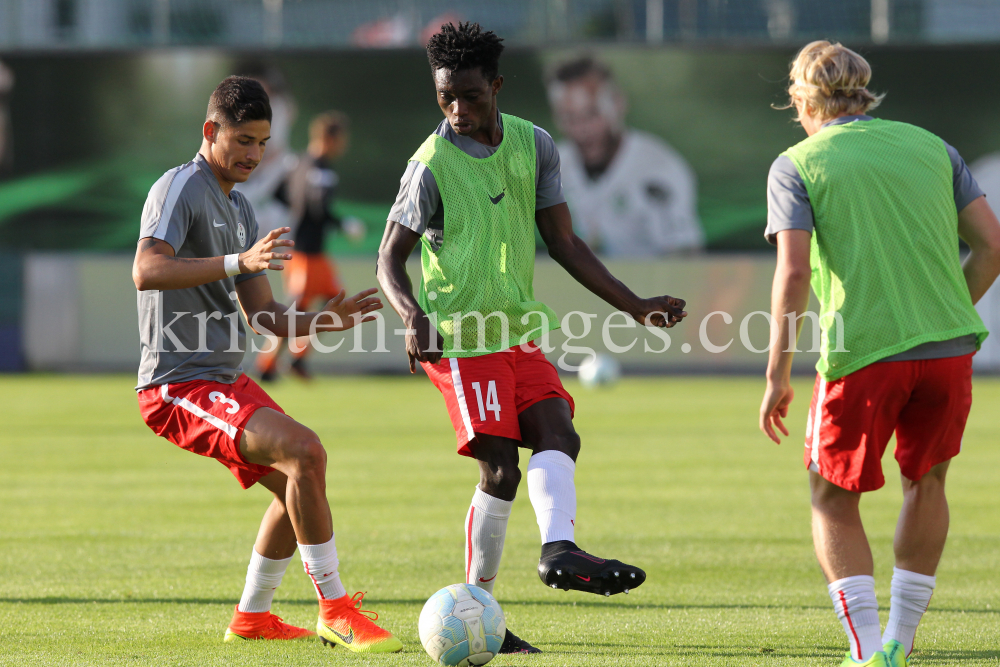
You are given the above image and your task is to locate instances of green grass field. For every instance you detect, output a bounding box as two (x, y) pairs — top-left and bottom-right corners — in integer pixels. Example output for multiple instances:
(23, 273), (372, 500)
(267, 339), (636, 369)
(1, 374), (998, 666)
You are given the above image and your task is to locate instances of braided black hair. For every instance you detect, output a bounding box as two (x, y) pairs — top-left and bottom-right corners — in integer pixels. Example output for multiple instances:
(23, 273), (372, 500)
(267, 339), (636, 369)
(426, 22), (505, 81)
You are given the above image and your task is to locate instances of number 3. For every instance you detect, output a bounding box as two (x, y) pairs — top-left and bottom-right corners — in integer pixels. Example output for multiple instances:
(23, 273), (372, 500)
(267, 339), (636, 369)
(471, 381), (501, 422)
(208, 391), (240, 415)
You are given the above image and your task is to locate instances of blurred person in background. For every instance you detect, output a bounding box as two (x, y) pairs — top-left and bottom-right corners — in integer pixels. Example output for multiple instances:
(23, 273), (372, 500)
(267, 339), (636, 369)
(969, 152), (1000, 364)
(547, 56), (703, 257)
(257, 111), (364, 382)
(970, 152), (1000, 199)
(234, 63), (298, 237)
(760, 41), (1000, 667)
(0, 60), (14, 175)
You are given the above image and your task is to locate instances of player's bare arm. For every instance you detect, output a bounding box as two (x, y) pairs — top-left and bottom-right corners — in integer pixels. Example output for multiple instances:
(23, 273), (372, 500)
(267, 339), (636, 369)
(376, 221), (444, 372)
(132, 227), (294, 291)
(759, 228), (811, 444)
(956, 195), (1000, 304)
(535, 202), (688, 328)
(236, 273), (382, 336)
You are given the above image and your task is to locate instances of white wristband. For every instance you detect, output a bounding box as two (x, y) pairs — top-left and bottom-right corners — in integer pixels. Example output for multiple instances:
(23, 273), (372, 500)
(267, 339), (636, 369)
(224, 254), (241, 277)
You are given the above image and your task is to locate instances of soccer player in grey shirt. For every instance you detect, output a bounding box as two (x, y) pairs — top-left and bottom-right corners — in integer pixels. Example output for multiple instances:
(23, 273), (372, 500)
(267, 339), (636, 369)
(133, 76), (401, 652)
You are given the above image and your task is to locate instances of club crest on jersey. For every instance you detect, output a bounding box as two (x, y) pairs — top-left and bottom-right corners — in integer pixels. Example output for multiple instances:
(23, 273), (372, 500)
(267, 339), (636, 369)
(237, 222), (246, 246)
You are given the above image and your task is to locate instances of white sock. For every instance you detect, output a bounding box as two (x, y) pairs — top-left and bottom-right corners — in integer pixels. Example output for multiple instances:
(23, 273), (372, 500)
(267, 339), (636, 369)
(527, 450), (577, 544)
(299, 536), (347, 601)
(237, 549), (292, 613)
(882, 568), (936, 656)
(465, 487), (513, 595)
(828, 575), (883, 662)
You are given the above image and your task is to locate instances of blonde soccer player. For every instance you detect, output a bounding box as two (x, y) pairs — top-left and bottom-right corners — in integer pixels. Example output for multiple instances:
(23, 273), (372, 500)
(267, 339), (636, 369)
(759, 42), (1000, 666)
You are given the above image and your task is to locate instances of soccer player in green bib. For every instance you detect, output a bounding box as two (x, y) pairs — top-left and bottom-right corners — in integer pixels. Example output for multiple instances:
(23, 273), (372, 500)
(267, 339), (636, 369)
(378, 22), (688, 653)
(759, 42), (1000, 667)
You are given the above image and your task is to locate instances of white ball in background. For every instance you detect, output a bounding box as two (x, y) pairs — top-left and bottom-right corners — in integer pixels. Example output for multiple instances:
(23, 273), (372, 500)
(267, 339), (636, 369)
(577, 354), (622, 388)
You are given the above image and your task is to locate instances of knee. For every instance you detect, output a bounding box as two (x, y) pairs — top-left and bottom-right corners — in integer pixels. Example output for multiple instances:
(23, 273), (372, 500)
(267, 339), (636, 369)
(528, 430), (581, 462)
(284, 430), (327, 478)
(810, 476), (859, 515)
(551, 431), (581, 461)
(903, 465), (948, 498)
(480, 461), (521, 500)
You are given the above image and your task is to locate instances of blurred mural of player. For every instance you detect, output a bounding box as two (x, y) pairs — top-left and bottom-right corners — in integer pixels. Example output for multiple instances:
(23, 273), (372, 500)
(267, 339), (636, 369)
(233, 63), (298, 237)
(547, 56), (703, 257)
(0, 60), (14, 175)
(257, 112), (364, 382)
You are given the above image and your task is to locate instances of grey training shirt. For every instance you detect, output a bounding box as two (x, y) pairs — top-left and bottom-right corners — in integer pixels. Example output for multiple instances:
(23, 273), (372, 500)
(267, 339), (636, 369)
(764, 115), (984, 362)
(136, 153), (265, 390)
(388, 111), (565, 249)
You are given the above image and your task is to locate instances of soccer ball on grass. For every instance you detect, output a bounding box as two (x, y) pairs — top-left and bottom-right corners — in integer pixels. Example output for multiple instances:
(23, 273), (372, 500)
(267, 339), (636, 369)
(418, 583), (505, 666)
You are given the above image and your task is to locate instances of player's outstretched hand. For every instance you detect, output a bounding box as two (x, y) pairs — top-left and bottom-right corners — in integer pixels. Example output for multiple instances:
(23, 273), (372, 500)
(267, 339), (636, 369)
(319, 288), (384, 331)
(405, 312), (445, 374)
(630, 295), (688, 328)
(760, 380), (794, 444)
(239, 227), (295, 273)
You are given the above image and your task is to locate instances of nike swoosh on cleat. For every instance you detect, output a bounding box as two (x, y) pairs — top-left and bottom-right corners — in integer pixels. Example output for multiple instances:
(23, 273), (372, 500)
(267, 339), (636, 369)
(489, 191), (505, 205)
(326, 625), (354, 645)
(571, 552), (606, 564)
(479, 574), (497, 583)
(213, 220), (225, 228)
(576, 575), (591, 582)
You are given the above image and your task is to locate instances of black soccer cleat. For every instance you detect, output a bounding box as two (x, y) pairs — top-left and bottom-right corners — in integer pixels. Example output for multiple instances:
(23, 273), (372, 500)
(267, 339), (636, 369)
(537, 540), (646, 596)
(498, 628), (541, 654)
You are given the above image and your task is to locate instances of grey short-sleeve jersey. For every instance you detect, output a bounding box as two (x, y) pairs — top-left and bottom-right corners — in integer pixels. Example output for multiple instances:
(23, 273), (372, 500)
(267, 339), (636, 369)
(136, 153), (265, 390)
(765, 115), (985, 244)
(388, 112), (565, 238)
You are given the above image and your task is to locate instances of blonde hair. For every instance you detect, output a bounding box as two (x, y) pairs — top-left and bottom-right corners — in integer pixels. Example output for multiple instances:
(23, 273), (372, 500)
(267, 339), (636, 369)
(779, 41), (884, 121)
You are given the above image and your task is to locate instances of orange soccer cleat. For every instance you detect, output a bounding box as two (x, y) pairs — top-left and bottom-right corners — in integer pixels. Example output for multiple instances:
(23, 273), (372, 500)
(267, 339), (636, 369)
(223, 605), (317, 642)
(317, 592), (403, 653)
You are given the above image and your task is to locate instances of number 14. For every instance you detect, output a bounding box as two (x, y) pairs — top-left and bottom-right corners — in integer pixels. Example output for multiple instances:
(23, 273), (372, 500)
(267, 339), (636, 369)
(471, 381), (501, 422)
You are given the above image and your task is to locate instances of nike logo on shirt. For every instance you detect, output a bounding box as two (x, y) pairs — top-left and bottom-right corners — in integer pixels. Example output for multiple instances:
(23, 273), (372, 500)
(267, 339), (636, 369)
(213, 220), (225, 228)
(489, 191), (505, 205)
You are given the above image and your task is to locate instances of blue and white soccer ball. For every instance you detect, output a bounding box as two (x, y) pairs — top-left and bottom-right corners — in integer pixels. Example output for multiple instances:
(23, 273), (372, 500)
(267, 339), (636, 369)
(578, 353), (622, 388)
(418, 583), (506, 666)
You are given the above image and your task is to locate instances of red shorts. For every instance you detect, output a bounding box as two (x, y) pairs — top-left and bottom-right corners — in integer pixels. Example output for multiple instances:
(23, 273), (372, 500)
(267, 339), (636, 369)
(804, 353), (973, 492)
(138, 374), (281, 489)
(422, 343), (575, 457)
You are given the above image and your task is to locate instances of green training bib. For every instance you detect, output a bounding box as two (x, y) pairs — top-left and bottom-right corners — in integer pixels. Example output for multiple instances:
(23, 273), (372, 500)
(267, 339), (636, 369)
(410, 114), (559, 357)
(783, 119), (987, 380)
